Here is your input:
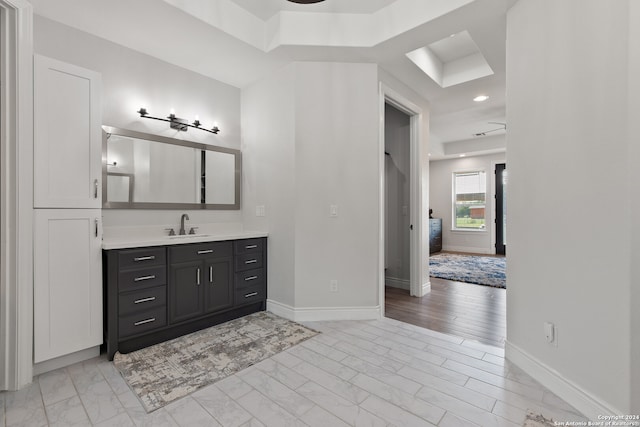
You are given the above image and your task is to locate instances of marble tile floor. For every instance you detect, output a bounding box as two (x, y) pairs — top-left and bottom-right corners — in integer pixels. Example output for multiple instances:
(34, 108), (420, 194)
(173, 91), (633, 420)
(0, 317), (587, 427)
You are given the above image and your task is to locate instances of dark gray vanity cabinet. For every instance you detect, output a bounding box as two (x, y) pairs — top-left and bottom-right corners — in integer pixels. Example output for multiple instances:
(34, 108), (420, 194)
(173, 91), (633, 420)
(234, 238), (267, 307)
(168, 242), (233, 324)
(103, 237), (267, 360)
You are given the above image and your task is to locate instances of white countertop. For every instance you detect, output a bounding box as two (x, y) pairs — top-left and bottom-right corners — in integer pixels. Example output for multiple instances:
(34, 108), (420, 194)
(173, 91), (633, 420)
(102, 225), (268, 250)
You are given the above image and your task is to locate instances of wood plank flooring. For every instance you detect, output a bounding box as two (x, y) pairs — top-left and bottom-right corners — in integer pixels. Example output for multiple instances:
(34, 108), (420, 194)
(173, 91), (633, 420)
(385, 277), (506, 348)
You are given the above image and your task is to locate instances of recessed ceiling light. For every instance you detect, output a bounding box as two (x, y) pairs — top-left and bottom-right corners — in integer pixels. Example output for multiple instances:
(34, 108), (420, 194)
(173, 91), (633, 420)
(459, 154), (466, 157)
(473, 95), (489, 102)
(286, 0), (325, 3)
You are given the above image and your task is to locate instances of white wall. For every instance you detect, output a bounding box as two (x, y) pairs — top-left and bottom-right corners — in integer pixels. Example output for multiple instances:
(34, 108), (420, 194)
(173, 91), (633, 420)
(243, 62), (380, 314)
(293, 63), (379, 309)
(506, 0), (633, 416)
(33, 15), (242, 229)
(384, 104), (411, 288)
(241, 64), (296, 307)
(429, 153), (505, 254)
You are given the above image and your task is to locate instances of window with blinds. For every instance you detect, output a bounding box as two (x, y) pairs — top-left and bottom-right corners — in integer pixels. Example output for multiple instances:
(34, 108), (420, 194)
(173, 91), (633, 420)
(453, 171), (486, 230)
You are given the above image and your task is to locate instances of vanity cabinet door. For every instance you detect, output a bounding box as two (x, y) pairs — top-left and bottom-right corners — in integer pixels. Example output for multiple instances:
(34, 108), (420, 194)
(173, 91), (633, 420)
(34, 209), (103, 363)
(204, 257), (233, 313)
(33, 55), (102, 209)
(169, 261), (204, 324)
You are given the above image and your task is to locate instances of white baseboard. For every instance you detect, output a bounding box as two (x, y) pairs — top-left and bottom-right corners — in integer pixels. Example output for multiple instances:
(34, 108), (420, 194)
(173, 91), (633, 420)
(441, 245), (495, 255)
(505, 340), (623, 420)
(422, 280), (431, 294)
(267, 299), (380, 322)
(385, 276), (410, 290)
(33, 346), (100, 376)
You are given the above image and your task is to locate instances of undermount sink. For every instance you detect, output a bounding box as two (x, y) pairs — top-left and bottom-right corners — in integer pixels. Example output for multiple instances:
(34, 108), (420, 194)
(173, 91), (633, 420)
(166, 234), (212, 239)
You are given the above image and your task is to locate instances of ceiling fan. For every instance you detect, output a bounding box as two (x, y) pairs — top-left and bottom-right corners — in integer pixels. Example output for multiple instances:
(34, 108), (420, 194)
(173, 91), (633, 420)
(473, 122), (506, 137)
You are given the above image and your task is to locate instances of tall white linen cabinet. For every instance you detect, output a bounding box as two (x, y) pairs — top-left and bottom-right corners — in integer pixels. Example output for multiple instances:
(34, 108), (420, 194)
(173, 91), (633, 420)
(33, 55), (103, 363)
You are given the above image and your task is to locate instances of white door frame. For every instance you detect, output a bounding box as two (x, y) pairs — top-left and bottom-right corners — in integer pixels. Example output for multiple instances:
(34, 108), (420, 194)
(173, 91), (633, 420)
(0, 0), (33, 390)
(378, 83), (429, 318)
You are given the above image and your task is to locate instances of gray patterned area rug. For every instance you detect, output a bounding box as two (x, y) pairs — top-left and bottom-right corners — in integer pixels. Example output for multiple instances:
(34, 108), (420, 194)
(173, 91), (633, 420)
(429, 253), (506, 288)
(523, 411), (556, 426)
(113, 311), (318, 412)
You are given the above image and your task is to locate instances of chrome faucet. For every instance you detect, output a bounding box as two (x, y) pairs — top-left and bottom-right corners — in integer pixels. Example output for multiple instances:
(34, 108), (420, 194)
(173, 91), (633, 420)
(179, 213), (190, 235)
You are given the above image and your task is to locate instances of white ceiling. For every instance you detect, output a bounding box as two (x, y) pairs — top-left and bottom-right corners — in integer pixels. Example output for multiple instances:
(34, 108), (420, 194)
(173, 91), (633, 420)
(229, 0), (398, 20)
(29, 0), (512, 160)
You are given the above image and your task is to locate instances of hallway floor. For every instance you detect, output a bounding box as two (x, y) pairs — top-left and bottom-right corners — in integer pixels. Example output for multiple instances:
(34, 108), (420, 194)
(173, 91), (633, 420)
(0, 317), (586, 427)
(385, 277), (506, 348)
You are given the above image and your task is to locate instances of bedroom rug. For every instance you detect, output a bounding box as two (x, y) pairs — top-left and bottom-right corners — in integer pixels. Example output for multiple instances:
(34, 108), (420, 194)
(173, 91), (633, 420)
(429, 253), (506, 288)
(113, 311), (318, 412)
(523, 411), (556, 426)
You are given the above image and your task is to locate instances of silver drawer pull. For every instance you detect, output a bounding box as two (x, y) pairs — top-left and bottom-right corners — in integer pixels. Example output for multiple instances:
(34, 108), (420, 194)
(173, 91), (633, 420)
(134, 256), (155, 262)
(134, 297), (156, 304)
(134, 318), (155, 326)
(197, 249), (214, 254)
(134, 275), (156, 282)
(245, 259), (258, 264)
(244, 292), (258, 298)
(246, 245), (258, 249)
(244, 275), (258, 281)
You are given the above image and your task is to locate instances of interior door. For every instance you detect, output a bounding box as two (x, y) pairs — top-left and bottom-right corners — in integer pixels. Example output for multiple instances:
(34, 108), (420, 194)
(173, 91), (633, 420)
(495, 163), (507, 255)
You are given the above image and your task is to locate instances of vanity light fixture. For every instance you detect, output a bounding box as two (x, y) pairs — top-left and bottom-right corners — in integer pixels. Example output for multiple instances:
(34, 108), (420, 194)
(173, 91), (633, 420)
(136, 107), (220, 134)
(287, 0), (326, 3)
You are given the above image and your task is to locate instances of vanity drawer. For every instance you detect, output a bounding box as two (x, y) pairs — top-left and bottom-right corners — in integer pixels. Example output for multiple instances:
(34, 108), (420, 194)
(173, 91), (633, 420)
(118, 247), (166, 270)
(118, 266), (167, 292)
(170, 242), (232, 263)
(119, 306), (167, 338)
(235, 283), (266, 306)
(234, 238), (264, 255)
(235, 253), (264, 272)
(119, 286), (166, 316)
(235, 268), (265, 290)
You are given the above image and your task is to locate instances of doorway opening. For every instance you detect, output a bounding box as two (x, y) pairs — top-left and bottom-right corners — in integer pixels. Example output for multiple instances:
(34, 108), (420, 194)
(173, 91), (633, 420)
(495, 163), (507, 255)
(384, 103), (411, 293)
(378, 84), (427, 320)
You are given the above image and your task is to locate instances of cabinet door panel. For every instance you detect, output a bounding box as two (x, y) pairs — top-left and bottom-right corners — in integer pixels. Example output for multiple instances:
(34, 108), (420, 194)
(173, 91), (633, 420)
(169, 261), (203, 323)
(205, 258), (233, 313)
(34, 209), (103, 362)
(34, 55), (102, 208)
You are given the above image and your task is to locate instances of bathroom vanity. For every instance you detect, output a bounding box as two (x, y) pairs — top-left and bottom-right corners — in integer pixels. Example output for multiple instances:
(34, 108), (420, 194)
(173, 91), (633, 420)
(102, 233), (267, 360)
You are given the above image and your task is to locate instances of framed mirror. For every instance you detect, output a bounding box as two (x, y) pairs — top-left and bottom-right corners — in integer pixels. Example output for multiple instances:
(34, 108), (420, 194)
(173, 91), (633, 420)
(102, 126), (241, 209)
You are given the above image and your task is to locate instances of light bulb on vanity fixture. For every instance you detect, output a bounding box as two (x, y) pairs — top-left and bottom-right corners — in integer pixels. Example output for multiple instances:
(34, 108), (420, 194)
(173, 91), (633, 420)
(136, 107), (221, 134)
